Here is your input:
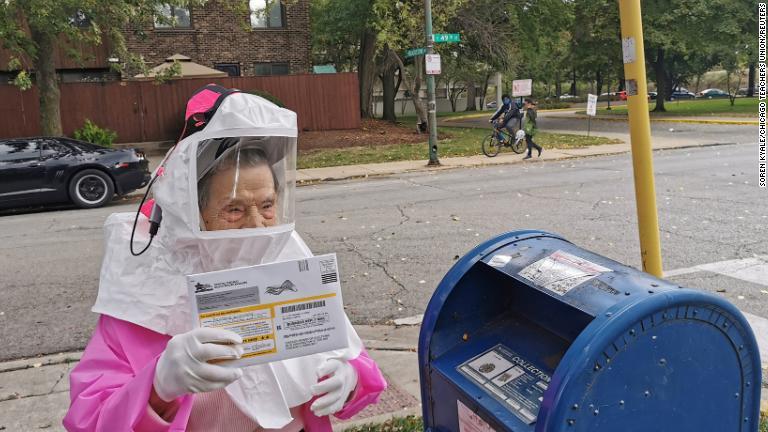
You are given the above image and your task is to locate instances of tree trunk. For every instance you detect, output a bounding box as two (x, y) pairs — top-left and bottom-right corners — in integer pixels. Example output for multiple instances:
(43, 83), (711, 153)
(390, 51), (428, 128)
(651, 48), (667, 112)
(555, 71), (562, 97)
(595, 70), (603, 99)
(570, 68), (577, 96)
(465, 80), (477, 111)
(481, 73), (491, 109)
(381, 64), (397, 122)
(358, 29), (377, 118)
(748, 62), (756, 97)
(31, 29), (62, 136)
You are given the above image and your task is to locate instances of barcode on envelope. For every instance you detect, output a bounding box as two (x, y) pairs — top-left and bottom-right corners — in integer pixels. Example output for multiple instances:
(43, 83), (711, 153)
(281, 300), (326, 314)
(298, 260), (309, 272)
(321, 273), (338, 284)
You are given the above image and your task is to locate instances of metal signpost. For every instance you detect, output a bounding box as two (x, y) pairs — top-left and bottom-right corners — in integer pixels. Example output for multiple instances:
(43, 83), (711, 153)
(618, 0), (663, 277)
(423, 1), (461, 166)
(586, 93), (598, 137)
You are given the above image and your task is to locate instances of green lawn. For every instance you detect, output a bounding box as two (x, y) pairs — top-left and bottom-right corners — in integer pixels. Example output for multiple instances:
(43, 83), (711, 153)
(594, 97), (758, 117)
(297, 126), (621, 169)
(343, 416), (423, 432)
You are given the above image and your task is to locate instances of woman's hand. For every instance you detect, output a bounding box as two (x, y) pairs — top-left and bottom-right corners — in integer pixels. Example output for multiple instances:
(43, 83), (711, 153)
(310, 358), (359, 417)
(152, 327), (244, 403)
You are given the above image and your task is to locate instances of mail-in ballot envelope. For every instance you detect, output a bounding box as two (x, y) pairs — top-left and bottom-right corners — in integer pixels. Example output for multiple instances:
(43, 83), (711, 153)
(186, 253), (348, 367)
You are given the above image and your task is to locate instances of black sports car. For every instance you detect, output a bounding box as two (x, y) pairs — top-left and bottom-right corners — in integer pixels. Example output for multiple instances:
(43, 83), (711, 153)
(0, 137), (150, 209)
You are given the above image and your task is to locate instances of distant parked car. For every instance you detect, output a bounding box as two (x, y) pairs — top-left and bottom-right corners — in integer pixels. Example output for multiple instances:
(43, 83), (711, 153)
(648, 91), (658, 100)
(618, 90), (650, 101)
(696, 88), (730, 99)
(669, 89), (695, 100)
(559, 93), (577, 100)
(0, 137), (150, 210)
(486, 100), (498, 109)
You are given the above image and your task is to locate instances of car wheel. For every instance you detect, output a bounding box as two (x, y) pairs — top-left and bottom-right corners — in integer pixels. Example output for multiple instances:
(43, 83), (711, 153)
(69, 169), (115, 208)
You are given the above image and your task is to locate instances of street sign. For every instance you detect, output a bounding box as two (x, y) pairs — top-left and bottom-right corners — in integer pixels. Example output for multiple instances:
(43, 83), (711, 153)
(432, 33), (460, 43)
(405, 48), (427, 58)
(586, 94), (598, 116)
(512, 79), (532, 97)
(425, 54), (441, 75)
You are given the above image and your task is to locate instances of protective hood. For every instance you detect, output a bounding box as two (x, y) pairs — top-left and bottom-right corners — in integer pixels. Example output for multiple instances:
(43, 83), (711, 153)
(92, 92), (362, 428)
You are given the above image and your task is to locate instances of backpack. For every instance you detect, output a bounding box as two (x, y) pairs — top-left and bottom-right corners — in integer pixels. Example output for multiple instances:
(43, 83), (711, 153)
(180, 84), (240, 140)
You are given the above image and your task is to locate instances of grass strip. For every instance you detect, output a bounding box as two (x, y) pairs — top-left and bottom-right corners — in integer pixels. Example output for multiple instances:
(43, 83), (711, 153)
(593, 97), (758, 117)
(298, 127), (621, 169)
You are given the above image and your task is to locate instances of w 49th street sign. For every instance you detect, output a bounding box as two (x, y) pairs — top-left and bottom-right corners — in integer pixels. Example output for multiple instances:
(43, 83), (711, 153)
(432, 33), (460, 43)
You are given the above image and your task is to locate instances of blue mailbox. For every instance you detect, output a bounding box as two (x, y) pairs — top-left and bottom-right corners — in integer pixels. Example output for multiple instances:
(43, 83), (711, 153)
(419, 230), (761, 432)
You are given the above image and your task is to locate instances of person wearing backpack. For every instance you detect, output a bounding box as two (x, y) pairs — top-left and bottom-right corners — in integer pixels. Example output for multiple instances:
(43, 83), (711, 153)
(488, 95), (522, 142)
(521, 98), (542, 160)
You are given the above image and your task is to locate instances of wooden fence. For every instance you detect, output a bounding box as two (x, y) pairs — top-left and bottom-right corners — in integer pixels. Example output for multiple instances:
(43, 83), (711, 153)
(0, 73), (360, 143)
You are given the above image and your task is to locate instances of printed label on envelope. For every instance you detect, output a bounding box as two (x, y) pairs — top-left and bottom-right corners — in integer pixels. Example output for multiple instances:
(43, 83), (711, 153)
(187, 253), (348, 367)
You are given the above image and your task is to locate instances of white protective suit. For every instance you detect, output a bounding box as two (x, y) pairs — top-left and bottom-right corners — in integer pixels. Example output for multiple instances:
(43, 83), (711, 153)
(92, 92), (362, 428)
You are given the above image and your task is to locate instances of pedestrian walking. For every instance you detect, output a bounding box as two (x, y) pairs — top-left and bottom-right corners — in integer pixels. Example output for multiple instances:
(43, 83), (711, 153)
(521, 98), (542, 160)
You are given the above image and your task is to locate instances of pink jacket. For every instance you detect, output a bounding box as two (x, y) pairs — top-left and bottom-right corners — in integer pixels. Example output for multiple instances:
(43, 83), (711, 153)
(63, 315), (387, 431)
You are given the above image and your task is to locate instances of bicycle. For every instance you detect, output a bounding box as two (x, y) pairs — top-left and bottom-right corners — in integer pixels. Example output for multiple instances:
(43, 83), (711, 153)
(482, 121), (526, 157)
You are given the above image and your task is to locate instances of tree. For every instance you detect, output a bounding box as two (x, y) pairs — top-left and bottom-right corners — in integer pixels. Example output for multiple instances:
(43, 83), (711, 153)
(641, 0), (751, 111)
(572, 0), (622, 99)
(0, 0), (215, 136)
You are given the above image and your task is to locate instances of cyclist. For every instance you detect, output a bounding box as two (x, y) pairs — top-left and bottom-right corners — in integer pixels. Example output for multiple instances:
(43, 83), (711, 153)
(488, 95), (522, 142)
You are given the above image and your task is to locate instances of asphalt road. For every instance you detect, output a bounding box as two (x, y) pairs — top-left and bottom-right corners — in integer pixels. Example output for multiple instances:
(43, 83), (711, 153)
(1, 143), (766, 360)
(447, 110), (756, 147)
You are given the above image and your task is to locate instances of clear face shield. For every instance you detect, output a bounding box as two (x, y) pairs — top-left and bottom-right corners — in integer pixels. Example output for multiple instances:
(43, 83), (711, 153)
(195, 136), (296, 234)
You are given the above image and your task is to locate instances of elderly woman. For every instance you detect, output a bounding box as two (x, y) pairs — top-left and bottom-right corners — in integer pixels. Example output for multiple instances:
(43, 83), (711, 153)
(63, 90), (386, 431)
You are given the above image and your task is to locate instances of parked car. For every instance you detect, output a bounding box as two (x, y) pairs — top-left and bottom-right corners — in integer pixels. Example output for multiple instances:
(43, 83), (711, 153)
(0, 137), (150, 210)
(559, 93), (577, 100)
(617, 91), (650, 101)
(648, 91), (658, 100)
(669, 89), (695, 100)
(696, 88), (730, 99)
(486, 100), (498, 109)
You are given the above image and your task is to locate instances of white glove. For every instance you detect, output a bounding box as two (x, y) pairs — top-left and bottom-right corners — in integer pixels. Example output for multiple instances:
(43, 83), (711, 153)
(153, 327), (245, 402)
(309, 358), (358, 417)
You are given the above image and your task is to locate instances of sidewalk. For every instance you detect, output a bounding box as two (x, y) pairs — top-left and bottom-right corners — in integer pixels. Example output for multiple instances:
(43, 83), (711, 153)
(0, 324), (422, 431)
(294, 137), (733, 185)
(3, 318), (767, 431)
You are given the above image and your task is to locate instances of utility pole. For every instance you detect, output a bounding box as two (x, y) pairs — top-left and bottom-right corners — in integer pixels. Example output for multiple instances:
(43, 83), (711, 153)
(424, 0), (439, 165)
(618, 0), (663, 277)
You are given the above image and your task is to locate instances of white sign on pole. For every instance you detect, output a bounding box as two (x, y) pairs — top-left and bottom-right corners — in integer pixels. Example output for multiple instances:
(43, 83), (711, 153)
(586, 94), (598, 116)
(622, 37), (636, 64)
(512, 79), (532, 97)
(425, 54), (441, 75)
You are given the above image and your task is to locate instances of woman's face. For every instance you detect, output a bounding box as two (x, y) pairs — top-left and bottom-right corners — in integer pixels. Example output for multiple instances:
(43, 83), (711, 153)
(200, 164), (278, 231)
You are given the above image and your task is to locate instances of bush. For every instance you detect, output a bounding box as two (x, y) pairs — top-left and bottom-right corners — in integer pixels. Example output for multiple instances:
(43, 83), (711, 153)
(72, 119), (118, 148)
(245, 89), (285, 107)
(537, 100), (572, 110)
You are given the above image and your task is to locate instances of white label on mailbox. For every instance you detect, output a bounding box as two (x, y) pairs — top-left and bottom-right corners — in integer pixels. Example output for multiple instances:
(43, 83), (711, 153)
(458, 400), (497, 432)
(488, 254), (512, 268)
(518, 250), (611, 296)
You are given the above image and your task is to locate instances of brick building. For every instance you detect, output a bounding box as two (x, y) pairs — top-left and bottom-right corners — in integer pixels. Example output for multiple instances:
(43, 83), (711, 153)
(0, 0), (311, 81)
(126, 0), (311, 77)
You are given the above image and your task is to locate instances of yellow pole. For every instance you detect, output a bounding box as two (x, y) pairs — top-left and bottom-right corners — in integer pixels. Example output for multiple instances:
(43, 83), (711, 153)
(617, 0), (663, 277)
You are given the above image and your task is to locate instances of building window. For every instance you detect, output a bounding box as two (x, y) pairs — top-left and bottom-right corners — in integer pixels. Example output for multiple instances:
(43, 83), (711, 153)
(249, 0), (284, 28)
(214, 63), (242, 77)
(254, 62), (290, 76)
(154, 4), (191, 28)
